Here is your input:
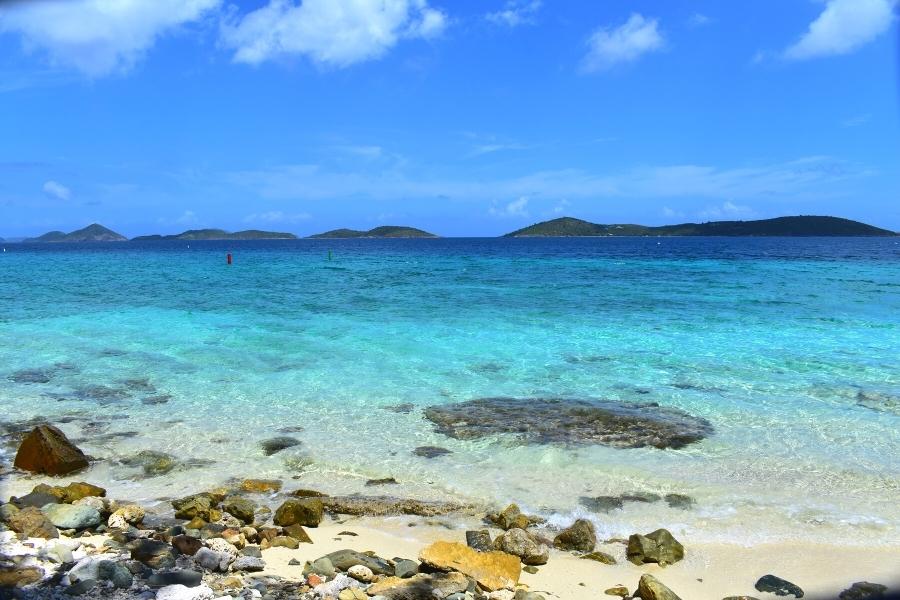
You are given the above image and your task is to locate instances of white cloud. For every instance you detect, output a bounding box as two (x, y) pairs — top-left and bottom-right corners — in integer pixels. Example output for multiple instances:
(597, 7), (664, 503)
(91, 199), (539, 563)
(0, 0), (220, 77)
(582, 13), (664, 72)
(486, 1), (541, 27)
(470, 143), (530, 157)
(489, 196), (529, 217)
(661, 206), (684, 219)
(842, 114), (871, 127)
(698, 201), (755, 221)
(687, 13), (712, 28)
(784, 0), (896, 60)
(42, 180), (71, 200)
(221, 0), (447, 68)
(176, 210), (199, 226)
(243, 210), (311, 224)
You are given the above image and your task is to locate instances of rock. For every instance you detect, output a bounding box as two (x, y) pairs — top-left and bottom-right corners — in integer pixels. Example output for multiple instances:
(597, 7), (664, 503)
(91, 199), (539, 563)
(155, 584), (216, 600)
(8, 368), (53, 383)
(489, 504), (531, 530)
(424, 397), (712, 449)
(581, 551), (616, 565)
(755, 575), (804, 598)
(121, 450), (178, 476)
(241, 545), (262, 558)
(722, 597), (761, 600)
(260, 436), (301, 456)
(65, 579), (97, 595)
(13, 424), (89, 475)
(232, 556), (265, 572)
(194, 547), (232, 572)
(222, 496), (256, 525)
(11, 490), (62, 509)
(419, 540), (521, 592)
(322, 495), (469, 517)
(303, 557), (335, 578)
(239, 479), (282, 493)
(60, 482), (106, 503)
(339, 589), (367, 600)
(290, 488), (327, 497)
(172, 535), (203, 556)
(637, 574), (683, 600)
(97, 560), (133, 589)
(0, 566), (43, 588)
(0, 503), (20, 522)
(67, 556), (106, 584)
(206, 538), (238, 557)
(553, 519), (596, 553)
(325, 549), (393, 575)
(366, 477), (399, 486)
(7, 506), (59, 539)
(393, 559), (419, 579)
(513, 592), (546, 600)
(466, 530), (494, 552)
(368, 572), (470, 599)
(347, 564), (374, 583)
(270, 536), (299, 549)
(605, 586), (630, 597)
(42, 503), (101, 529)
(273, 498), (323, 527)
(312, 573), (356, 598)
(172, 494), (214, 521)
(413, 446), (453, 458)
(493, 528), (549, 566)
(129, 538), (176, 569)
(663, 494), (694, 510)
(626, 529), (684, 566)
(108, 504), (145, 529)
(839, 582), (888, 599)
(42, 542), (74, 563)
(282, 523), (313, 543)
(148, 570), (204, 588)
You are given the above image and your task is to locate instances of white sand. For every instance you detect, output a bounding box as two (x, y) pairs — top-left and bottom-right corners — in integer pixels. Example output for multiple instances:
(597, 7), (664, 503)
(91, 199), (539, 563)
(255, 516), (900, 600)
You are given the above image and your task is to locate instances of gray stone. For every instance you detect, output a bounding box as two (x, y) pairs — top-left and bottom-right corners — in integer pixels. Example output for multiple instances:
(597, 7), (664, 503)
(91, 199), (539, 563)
(553, 519), (596, 553)
(325, 549), (393, 575)
(260, 436), (301, 456)
(839, 582), (888, 600)
(393, 559), (419, 579)
(493, 528), (549, 566)
(42, 503), (101, 530)
(128, 538), (176, 569)
(466, 530), (493, 552)
(303, 557), (335, 578)
(148, 570), (203, 588)
(627, 529), (684, 566)
(233, 556), (266, 572)
(97, 560), (133, 589)
(194, 547), (233, 572)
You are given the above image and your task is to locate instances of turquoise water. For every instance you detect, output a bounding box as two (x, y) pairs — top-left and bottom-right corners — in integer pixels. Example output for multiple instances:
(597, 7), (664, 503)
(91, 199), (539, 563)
(1, 238), (899, 544)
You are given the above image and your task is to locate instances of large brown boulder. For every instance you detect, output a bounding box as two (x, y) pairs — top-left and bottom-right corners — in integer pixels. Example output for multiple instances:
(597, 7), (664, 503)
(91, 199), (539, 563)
(637, 574), (683, 600)
(7, 507), (58, 539)
(553, 519), (597, 553)
(627, 529), (684, 566)
(273, 498), (323, 527)
(419, 541), (520, 592)
(14, 425), (88, 476)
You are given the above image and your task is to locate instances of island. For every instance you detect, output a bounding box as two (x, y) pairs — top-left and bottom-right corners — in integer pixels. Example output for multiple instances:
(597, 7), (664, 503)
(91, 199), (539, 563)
(504, 216), (897, 237)
(25, 223), (127, 243)
(308, 225), (438, 239)
(131, 229), (297, 241)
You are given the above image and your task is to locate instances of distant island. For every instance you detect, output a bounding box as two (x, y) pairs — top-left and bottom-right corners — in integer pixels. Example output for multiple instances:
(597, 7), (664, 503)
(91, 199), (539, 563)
(25, 224), (127, 243)
(132, 229), (297, 241)
(308, 225), (438, 239)
(504, 216), (897, 237)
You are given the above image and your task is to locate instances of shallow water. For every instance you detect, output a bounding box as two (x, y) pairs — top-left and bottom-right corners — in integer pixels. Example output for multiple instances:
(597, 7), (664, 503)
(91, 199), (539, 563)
(1, 237), (898, 544)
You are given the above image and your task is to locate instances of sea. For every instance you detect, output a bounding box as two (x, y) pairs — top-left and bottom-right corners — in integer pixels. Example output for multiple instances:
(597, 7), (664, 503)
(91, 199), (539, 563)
(1, 237), (898, 546)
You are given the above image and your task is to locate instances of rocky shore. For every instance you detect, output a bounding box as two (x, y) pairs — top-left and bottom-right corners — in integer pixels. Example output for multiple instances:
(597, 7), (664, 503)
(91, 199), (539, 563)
(1, 426), (897, 600)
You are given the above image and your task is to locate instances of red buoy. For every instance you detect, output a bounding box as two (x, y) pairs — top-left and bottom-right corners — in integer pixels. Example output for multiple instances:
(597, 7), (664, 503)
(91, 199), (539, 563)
(227, 253), (233, 265)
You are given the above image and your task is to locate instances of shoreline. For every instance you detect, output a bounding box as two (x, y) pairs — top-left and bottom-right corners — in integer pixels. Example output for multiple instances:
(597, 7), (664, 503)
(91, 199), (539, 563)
(2, 468), (899, 600)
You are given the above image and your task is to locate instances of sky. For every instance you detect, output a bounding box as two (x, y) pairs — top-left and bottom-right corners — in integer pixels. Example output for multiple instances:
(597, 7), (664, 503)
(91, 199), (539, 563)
(0, 0), (898, 238)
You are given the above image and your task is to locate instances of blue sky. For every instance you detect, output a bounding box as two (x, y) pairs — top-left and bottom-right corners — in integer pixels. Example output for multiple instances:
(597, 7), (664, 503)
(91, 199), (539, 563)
(1, 0), (898, 237)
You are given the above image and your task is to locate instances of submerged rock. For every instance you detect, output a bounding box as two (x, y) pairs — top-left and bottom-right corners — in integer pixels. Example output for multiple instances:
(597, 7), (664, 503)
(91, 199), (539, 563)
(366, 477), (399, 486)
(419, 540), (521, 592)
(413, 445), (453, 458)
(637, 574), (683, 600)
(8, 368), (54, 384)
(627, 529), (684, 566)
(424, 397), (713, 449)
(14, 424), (89, 475)
(322, 495), (470, 517)
(755, 575), (804, 598)
(856, 390), (900, 416)
(260, 436), (301, 456)
(121, 450), (178, 476)
(239, 478), (282, 493)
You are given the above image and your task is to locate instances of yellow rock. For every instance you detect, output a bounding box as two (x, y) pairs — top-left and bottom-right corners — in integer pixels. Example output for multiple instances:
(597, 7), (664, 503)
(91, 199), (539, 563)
(419, 541), (520, 592)
(239, 479), (283, 493)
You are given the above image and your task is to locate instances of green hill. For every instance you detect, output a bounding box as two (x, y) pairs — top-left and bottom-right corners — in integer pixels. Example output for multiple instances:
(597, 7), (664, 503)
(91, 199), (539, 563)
(309, 225), (437, 239)
(27, 224), (127, 242)
(132, 229), (297, 241)
(504, 216), (896, 237)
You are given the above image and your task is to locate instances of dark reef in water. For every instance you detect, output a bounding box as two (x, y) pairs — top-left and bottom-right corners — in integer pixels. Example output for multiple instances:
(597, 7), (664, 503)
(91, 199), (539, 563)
(424, 397), (712, 449)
